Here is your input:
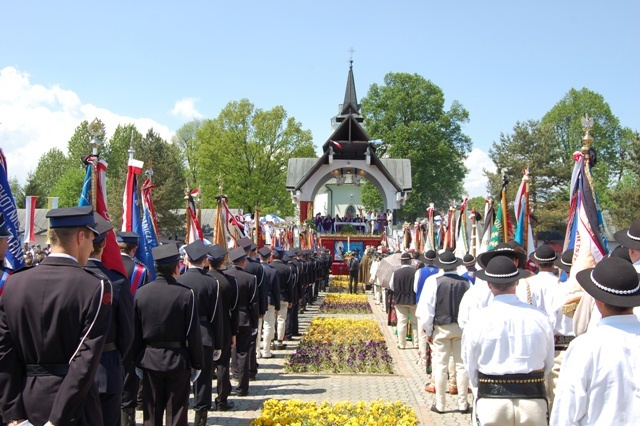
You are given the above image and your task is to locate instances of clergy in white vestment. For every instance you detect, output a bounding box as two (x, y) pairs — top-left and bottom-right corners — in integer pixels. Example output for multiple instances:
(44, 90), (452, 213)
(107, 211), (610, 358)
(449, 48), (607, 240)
(463, 256), (554, 426)
(551, 257), (640, 426)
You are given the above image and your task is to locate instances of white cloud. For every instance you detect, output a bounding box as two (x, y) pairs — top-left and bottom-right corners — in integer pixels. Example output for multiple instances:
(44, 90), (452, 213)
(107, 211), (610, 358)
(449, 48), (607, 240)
(463, 148), (496, 198)
(0, 66), (173, 184)
(171, 98), (202, 120)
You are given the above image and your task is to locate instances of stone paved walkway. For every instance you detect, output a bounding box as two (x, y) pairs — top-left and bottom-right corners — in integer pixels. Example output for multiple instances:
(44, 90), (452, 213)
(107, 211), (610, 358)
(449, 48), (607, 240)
(135, 290), (472, 425)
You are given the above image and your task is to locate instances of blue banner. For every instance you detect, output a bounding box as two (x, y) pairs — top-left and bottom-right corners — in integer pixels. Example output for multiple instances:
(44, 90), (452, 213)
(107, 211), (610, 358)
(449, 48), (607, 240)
(0, 151), (25, 270)
(140, 193), (157, 280)
(131, 178), (155, 279)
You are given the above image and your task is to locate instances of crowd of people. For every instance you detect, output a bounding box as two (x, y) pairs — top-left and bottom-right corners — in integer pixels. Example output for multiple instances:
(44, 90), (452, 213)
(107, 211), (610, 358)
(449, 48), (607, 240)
(359, 217), (640, 425)
(0, 207), (332, 426)
(313, 209), (392, 235)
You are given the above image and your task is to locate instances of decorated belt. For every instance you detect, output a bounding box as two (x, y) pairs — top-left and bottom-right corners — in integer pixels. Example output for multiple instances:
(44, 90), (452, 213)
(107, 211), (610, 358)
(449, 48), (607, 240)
(477, 370), (546, 399)
(26, 364), (69, 377)
(554, 335), (574, 348)
(146, 341), (183, 349)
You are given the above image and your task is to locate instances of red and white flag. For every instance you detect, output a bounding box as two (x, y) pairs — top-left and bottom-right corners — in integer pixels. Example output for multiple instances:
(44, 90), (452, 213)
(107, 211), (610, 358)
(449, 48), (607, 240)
(24, 196), (37, 244)
(186, 189), (203, 244)
(122, 159), (144, 232)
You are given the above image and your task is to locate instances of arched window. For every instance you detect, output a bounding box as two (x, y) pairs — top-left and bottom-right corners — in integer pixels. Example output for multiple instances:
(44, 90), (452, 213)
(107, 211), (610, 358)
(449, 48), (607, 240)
(346, 204), (356, 219)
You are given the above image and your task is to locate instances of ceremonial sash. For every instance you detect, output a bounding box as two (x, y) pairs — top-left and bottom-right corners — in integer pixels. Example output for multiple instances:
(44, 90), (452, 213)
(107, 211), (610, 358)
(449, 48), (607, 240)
(0, 268), (11, 296)
(130, 263), (147, 294)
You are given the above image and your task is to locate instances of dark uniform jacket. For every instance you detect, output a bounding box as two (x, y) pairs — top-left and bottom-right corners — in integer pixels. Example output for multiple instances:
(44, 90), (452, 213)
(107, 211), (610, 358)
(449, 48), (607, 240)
(121, 253), (148, 293)
(245, 258), (266, 316)
(0, 256), (112, 426)
(85, 258), (134, 394)
(271, 259), (293, 303)
(131, 275), (203, 372)
(289, 259), (303, 302)
(208, 268), (239, 346)
(260, 262), (281, 310)
(224, 266), (259, 329)
(177, 267), (223, 350)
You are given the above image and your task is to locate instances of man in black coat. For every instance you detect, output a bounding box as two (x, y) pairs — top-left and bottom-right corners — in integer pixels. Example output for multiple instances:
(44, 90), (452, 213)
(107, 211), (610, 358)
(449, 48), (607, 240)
(176, 240), (223, 426)
(270, 249), (293, 350)
(257, 247), (280, 358)
(131, 244), (203, 426)
(285, 250), (302, 339)
(226, 247), (258, 397)
(86, 215), (134, 426)
(0, 206), (112, 426)
(206, 245), (238, 411)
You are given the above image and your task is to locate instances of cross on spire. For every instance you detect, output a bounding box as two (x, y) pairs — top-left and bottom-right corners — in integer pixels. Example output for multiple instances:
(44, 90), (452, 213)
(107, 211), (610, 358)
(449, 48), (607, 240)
(348, 47), (355, 64)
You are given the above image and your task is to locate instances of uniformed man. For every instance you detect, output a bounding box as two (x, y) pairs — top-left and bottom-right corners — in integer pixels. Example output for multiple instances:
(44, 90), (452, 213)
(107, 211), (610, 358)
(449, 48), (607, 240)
(270, 248), (293, 350)
(286, 249), (302, 338)
(0, 213), (14, 298)
(0, 206), (113, 426)
(258, 247), (280, 358)
(86, 215), (134, 426)
(176, 240), (223, 425)
(117, 231), (149, 423)
(389, 252), (418, 349)
(226, 247), (258, 397)
(551, 257), (640, 425)
(206, 245), (238, 412)
(131, 244), (203, 426)
(418, 251), (471, 414)
(237, 237), (264, 378)
(463, 256), (554, 425)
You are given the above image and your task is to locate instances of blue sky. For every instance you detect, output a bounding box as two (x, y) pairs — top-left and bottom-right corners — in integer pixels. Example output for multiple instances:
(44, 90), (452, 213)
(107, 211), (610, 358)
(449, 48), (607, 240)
(1, 1), (638, 197)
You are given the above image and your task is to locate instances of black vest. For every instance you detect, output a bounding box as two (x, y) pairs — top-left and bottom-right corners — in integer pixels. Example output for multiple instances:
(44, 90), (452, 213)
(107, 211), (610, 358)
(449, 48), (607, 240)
(434, 273), (470, 325)
(393, 266), (416, 305)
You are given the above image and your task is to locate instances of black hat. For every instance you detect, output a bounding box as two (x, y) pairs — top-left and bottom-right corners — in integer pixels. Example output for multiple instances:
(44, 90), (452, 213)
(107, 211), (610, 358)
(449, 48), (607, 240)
(294, 247), (302, 256)
(207, 244), (227, 262)
(400, 252), (412, 260)
(462, 253), (476, 266)
(185, 240), (210, 263)
(0, 212), (11, 238)
(47, 206), (98, 234)
(424, 250), (437, 262)
(116, 231), (140, 244)
(529, 244), (558, 264)
(237, 237), (253, 251)
(576, 257), (640, 308)
(475, 256), (528, 284)
(555, 249), (574, 273)
(282, 254), (290, 262)
(477, 242), (528, 269)
(434, 251), (463, 269)
(258, 246), (272, 258)
(152, 244), (181, 264)
(285, 250), (297, 258)
(609, 246), (632, 263)
(93, 213), (113, 243)
(229, 247), (248, 263)
(614, 218), (640, 250)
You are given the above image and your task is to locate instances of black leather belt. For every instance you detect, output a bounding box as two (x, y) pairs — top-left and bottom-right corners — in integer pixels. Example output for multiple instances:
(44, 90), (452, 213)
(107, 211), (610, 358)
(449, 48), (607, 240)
(554, 335), (574, 350)
(146, 341), (183, 349)
(477, 370), (546, 399)
(103, 342), (118, 352)
(26, 364), (69, 377)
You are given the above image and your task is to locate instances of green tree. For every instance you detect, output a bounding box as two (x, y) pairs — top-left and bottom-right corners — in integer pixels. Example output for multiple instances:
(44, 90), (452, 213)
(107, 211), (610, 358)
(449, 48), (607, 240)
(467, 196), (486, 216)
(196, 99), (315, 217)
(26, 148), (69, 207)
(9, 177), (24, 207)
(361, 73), (472, 220)
(360, 180), (383, 212)
(173, 119), (203, 187)
(50, 168), (87, 207)
(67, 121), (92, 168)
(609, 130), (640, 228)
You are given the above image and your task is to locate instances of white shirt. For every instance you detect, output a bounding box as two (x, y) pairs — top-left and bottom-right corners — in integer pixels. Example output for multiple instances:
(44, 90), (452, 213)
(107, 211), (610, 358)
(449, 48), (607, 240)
(551, 315), (640, 426)
(369, 260), (380, 285)
(516, 271), (557, 317)
(457, 277), (493, 330)
(48, 252), (79, 263)
(389, 265), (414, 292)
(415, 270), (444, 325)
(550, 279), (576, 336)
(416, 271), (460, 336)
(462, 294), (554, 387)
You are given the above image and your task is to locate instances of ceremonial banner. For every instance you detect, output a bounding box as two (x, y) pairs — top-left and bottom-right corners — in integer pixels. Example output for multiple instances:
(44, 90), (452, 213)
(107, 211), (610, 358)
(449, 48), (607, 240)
(141, 179), (159, 271)
(186, 189), (204, 244)
(79, 157), (127, 277)
(425, 205), (435, 252)
(514, 169), (535, 268)
(454, 198), (469, 259)
(488, 201), (505, 250)
(0, 149), (25, 274)
(478, 198), (495, 254)
(23, 196), (37, 244)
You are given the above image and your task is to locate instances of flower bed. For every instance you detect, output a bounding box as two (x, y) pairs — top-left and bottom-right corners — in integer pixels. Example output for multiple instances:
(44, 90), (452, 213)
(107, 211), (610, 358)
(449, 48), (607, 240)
(285, 318), (393, 374)
(328, 275), (349, 293)
(250, 399), (418, 426)
(319, 294), (371, 314)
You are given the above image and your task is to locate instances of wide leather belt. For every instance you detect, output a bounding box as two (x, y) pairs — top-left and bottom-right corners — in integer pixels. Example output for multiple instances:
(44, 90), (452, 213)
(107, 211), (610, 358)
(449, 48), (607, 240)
(477, 370), (546, 399)
(146, 341), (183, 349)
(554, 335), (575, 350)
(26, 364), (69, 377)
(103, 342), (118, 352)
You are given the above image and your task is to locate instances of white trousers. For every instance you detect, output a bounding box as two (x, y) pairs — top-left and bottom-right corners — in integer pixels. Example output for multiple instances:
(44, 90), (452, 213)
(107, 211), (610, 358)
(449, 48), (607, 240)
(256, 316), (264, 358)
(373, 283), (382, 303)
(275, 302), (288, 342)
(395, 304), (417, 348)
(475, 398), (547, 426)
(432, 323), (469, 410)
(546, 349), (564, 411)
(261, 305), (277, 357)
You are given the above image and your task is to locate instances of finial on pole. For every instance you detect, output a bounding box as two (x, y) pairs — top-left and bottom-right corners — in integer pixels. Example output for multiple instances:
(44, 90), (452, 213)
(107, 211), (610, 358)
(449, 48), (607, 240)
(348, 47), (355, 65)
(128, 130), (135, 160)
(581, 113), (595, 154)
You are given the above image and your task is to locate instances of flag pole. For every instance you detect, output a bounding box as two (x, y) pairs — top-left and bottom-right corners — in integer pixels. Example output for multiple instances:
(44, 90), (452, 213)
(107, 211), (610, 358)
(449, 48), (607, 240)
(523, 168), (530, 252)
(470, 208), (477, 256)
(185, 183), (191, 241)
(87, 118), (106, 211)
(501, 173), (509, 242)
